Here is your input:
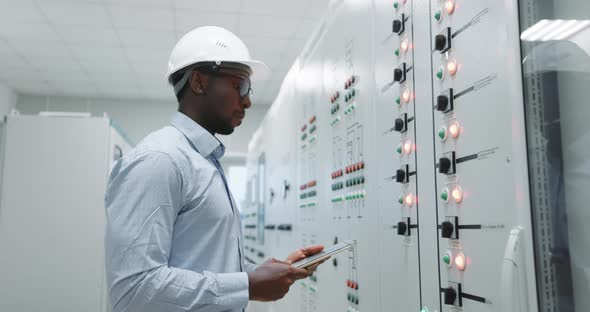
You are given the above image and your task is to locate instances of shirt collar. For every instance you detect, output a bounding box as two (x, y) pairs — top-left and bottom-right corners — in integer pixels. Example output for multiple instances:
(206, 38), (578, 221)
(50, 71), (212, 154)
(170, 111), (225, 160)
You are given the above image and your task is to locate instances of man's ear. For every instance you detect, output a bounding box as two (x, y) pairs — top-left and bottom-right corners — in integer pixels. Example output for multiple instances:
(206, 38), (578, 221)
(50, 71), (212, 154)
(188, 70), (208, 95)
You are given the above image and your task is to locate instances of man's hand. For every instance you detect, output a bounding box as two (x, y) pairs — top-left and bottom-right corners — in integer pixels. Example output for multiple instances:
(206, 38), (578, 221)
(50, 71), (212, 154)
(286, 245), (326, 272)
(247, 258), (312, 302)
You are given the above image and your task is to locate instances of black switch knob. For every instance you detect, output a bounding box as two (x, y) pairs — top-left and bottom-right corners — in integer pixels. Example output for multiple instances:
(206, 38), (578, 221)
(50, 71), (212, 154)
(443, 287), (457, 305)
(437, 95), (449, 111)
(394, 118), (404, 132)
(397, 221), (407, 235)
(394, 68), (403, 82)
(441, 221), (454, 238)
(435, 34), (447, 51)
(396, 169), (406, 183)
(439, 157), (451, 174)
(392, 19), (402, 33)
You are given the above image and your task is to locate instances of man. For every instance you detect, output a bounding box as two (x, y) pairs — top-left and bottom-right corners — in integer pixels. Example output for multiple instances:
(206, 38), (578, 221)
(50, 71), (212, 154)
(104, 26), (324, 312)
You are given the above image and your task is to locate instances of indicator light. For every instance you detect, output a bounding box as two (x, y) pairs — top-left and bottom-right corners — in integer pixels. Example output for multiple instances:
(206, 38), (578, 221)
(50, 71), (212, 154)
(455, 252), (466, 271)
(403, 139), (412, 154)
(402, 89), (411, 103)
(441, 188), (449, 202)
(401, 38), (409, 52)
(451, 186), (463, 203)
(436, 66), (445, 80)
(438, 126), (447, 141)
(449, 120), (460, 138)
(445, 0), (455, 14)
(405, 193), (414, 207)
(397, 144), (403, 155)
(443, 250), (452, 267)
(447, 59), (458, 76)
(434, 9), (442, 22)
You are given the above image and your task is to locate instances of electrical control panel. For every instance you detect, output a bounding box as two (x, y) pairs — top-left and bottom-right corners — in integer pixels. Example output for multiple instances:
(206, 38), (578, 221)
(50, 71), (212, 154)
(243, 0), (588, 311)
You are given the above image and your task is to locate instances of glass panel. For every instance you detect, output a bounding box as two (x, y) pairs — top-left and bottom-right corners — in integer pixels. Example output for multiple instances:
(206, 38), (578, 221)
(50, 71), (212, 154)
(519, 0), (590, 311)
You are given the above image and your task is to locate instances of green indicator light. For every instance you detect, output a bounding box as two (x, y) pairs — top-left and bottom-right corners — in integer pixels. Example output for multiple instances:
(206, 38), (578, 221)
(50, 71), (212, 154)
(393, 1), (399, 9)
(395, 96), (401, 105)
(436, 68), (444, 80)
(434, 10), (442, 22)
(438, 128), (447, 140)
(441, 190), (449, 202)
(397, 145), (403, 154)
(394, 48), (400, 56)
(398, 195), (404, 205)
(443, 254), (451, 265)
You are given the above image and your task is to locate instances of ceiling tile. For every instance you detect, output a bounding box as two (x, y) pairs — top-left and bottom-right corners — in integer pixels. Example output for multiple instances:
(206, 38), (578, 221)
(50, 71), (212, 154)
(283, 38), (306, 60)
(55, 25), (120, 47)
(0, 66), (41, 82)
(27, 55), (83, 72)
(108, 6), (175, 31)
(124, 48), (170, 74)
(9, 80), (55, 95)
(104, 0), (173, 9)
(294, 19), (317, 40)
(37, 1), (112, 26)
(118, 29), (176, 49)
(175, 11), (239, 34)
(240, 35), (290, 55)
(10, 39), (71, 57)
(40, 68), (88, 82)
(173, 0), (241, 12)
(0, 0), (45, 24)
(241, 0), (308, 17)
(0, 51), (30, 68)
(0, 23), (59, 40)
(79, 57), (132, 74)
(88, 71), (135, 83)
(238, 15), (298, 38)
(70, 45), (125, 61)
(305, 0), (331, 18)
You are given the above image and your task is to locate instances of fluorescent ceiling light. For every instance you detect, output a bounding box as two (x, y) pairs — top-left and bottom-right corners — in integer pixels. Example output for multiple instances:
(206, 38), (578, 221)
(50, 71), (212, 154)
(521, 19), (590, 42)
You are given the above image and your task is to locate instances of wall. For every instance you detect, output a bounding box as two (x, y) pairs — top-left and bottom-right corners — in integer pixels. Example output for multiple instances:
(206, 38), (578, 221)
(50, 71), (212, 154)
(0, 83), (17, 118)
(15, 94), (268, 156)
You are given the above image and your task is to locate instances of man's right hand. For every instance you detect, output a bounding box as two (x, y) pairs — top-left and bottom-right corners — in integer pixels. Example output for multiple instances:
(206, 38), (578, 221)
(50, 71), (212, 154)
(247, 258), (312, 301)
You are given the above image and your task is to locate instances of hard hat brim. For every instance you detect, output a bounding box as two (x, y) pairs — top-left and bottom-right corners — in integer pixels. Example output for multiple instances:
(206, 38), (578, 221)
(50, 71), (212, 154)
(166, 59), (270, 83)
(233, 59), (270, 81)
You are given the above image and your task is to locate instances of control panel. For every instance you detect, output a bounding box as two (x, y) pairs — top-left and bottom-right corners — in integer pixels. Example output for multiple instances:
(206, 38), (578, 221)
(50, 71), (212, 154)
(244, 0), (540, 312)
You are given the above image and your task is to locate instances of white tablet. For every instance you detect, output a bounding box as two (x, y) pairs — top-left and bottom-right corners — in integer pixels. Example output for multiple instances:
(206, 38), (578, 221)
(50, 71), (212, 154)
(292, 240), (357, 269)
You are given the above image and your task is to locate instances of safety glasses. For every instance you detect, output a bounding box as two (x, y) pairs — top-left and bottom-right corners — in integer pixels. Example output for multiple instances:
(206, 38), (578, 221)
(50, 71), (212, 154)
(198, 66), (252, 98)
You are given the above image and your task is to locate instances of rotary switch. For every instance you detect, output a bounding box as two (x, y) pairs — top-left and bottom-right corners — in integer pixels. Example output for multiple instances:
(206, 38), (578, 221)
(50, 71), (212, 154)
(392, 14), (406, 35)
(437, 95), (449, 111)
(439, 157), (452, 174)
(397, 221), (407, 236)
(441, 221), (454, 238)
(443, 287), (457, 305)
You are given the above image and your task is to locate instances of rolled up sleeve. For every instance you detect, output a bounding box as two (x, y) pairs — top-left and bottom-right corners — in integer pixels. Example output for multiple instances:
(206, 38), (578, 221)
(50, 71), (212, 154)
(104, 152), (249, 312)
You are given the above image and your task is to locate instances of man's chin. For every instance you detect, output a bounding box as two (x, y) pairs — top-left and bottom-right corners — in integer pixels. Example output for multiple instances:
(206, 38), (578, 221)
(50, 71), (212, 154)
(217, 125), (235, 135)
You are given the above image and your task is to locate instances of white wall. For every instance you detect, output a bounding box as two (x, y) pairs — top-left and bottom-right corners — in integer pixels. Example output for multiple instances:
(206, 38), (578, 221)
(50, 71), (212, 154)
(15, 94), (269, 156)
(0, 83), (17, 119)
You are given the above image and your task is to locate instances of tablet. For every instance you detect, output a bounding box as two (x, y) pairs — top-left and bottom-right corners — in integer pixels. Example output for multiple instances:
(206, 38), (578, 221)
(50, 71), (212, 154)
(292, 240), (357, 269)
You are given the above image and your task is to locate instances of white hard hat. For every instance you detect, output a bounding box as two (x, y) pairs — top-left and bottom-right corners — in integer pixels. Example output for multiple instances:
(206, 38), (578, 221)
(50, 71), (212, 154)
(166, 26), (269, 94)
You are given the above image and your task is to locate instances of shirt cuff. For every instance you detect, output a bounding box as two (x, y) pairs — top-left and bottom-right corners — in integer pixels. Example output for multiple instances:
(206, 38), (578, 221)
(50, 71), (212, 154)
(217, 272), (249, 309)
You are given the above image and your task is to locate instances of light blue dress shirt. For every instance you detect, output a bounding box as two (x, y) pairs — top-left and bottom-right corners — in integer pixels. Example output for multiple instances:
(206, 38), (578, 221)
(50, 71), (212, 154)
(105, 112), (257, 312)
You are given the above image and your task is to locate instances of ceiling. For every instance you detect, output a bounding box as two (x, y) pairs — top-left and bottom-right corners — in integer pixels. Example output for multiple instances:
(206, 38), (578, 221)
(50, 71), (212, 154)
(0, 0), (330, 105)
